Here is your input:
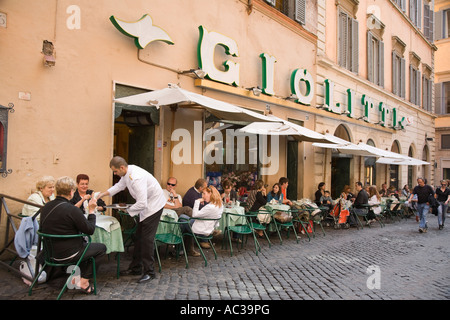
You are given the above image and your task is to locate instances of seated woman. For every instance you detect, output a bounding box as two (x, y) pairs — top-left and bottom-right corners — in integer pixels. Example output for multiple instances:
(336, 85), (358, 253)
(179, 186), (223, 256)
(267, 183), (284, 204)
(314, 182), (326, 206)
(221, 180), (237, 204)
(340, 185), (353, 201)
(22, 176), (56, 221)
(70, 174), (106, 215)
(367, 186), (381, 224)
(249, 180), (267, 212)
(39, 176), (106, 294)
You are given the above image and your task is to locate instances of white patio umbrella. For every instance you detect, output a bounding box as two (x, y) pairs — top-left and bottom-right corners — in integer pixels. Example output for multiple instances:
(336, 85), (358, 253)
(114, 84), (278, 123)
(238, 115), (331, 143)
(376, 157), (430, 166)
(312, 135), (378, 157)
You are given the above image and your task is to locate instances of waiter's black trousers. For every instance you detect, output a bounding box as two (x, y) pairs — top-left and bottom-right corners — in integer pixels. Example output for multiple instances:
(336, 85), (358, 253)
(129, 207), (163, 276)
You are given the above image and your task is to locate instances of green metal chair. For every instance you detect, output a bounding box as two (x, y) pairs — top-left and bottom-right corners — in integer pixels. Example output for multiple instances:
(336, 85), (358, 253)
(270, 208), (299, 244)
(154, 219), (189, 272)
(117, 210), (138, 251)
(29, 232), (97, 300)
(382, 199), (394, 221)
(223, 212), (260, 256)
(350, 207), (367, 229)
(247, 210), (272, 248)
(183, 217), (221, 267)
(290, 208), (315, 241)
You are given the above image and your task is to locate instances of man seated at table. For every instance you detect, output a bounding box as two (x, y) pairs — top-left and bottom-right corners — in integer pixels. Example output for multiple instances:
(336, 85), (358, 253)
(351, 181), (369, 226)
(279, 177), (293, 206)
(183, 178), (207, 209)
(163, 177), (193, 217)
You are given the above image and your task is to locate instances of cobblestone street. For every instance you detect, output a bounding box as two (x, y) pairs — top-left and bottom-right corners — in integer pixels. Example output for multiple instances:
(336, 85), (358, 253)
(1, 214), (449, 303)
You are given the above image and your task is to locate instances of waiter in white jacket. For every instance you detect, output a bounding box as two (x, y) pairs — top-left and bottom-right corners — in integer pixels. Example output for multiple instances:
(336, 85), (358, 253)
(97, 156), (166, 283)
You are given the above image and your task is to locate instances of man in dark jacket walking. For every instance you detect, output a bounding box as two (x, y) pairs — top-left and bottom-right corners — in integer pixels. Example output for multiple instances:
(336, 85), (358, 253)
(409, 177), (435, 233)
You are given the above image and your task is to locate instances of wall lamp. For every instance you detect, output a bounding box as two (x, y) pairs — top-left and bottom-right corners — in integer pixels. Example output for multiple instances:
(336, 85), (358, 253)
(246, 86), (262, 96)
(357, 116), (368, 121)
(341, 110), (350, 115)
(42, 40), (56, 67)
(178, 68), (206, 79)
(285, 94), (298, 101)
(373, 121), (384, 125)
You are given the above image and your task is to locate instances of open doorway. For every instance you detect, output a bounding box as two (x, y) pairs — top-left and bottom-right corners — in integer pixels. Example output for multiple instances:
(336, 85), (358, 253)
(331, 124), (352, 198)
(113, 83), (159, 203)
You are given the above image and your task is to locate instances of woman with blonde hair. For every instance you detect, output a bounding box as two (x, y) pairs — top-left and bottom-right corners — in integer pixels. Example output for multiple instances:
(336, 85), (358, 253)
(367, 186), (381, 224)
(179, 186), (223, 256)
(22, 176), (56, 220)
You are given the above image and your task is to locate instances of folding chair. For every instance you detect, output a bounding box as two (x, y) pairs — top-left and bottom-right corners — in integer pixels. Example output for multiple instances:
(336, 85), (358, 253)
(29, 232), (97, 300)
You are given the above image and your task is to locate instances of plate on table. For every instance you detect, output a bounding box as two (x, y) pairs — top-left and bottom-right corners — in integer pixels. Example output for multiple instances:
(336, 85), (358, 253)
(105, 204), (131, 209)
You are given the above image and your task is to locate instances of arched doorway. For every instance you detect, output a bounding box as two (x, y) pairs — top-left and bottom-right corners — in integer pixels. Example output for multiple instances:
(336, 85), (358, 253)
(407, 145), (415, 188)
(422, 145), (430, 183)
(365, 139), (376, 186)
(331, 124), (352, 198)
(389, 140), (401, 189)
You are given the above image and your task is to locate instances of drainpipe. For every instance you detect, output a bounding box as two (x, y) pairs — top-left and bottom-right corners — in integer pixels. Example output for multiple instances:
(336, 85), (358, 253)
(247, 0), (253, 14)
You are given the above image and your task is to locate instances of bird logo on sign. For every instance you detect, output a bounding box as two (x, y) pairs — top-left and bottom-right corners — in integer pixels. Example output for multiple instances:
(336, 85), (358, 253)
(110, 14), (174, 49)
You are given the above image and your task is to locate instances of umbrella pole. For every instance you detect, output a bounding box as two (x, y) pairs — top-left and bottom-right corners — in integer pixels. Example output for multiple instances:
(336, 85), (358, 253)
(169, 105), (178, 177)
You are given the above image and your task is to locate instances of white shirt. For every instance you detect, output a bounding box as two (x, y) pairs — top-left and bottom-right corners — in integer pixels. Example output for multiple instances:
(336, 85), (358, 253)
(22, 191), (55, 221)
(368, 195), (382, 215)
(107, 165), (166, 222)
(191, 199), (223, 235)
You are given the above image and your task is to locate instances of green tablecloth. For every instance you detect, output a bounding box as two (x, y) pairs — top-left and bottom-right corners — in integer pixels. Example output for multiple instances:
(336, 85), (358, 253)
(219, 206), (246, 232)
(156, 209), (181, 236)
(91, 215), (124, 254)
(265, 203), (291, 212)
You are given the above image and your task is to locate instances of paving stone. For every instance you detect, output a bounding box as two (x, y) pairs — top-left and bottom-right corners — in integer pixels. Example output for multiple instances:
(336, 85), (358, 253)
(1, 214), (449, 301)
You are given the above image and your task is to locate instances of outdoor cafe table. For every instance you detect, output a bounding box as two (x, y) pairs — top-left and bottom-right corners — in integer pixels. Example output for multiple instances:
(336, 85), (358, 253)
(218, 205), (246, 233)
(91, 214), (124, 254)
(90, 213), (124, 279)
(156, 209), (180, 235)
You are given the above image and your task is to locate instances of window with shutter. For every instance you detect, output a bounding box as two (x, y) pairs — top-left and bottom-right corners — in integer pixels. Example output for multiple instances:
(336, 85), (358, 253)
(294, 0), (306, 25)
(392, 52), (406, 99)
(379, 41), (384, 88)
(367, 31), (383, 87)
(338, 9), (358, 74)
(392, 52), (399, 96)
(409, 66), (421, 106)
(435, 10), (444, 40)
(400, 58), (406, 98)
(351, 19), (359, 74)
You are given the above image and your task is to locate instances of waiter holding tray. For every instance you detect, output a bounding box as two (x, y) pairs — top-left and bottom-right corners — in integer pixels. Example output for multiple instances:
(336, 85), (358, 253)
(97, 156), (166, 283)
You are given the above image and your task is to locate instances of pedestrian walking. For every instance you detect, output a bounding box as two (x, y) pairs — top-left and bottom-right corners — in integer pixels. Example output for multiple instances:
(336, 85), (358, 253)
(409, 178), (435, 233)
(97, 156), (166, 283)
(435, 180), (450, 230)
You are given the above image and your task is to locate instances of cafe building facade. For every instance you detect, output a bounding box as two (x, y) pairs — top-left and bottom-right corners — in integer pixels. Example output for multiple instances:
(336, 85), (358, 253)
(314, 0), (437, 197)
(0, 0), (436, 236)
